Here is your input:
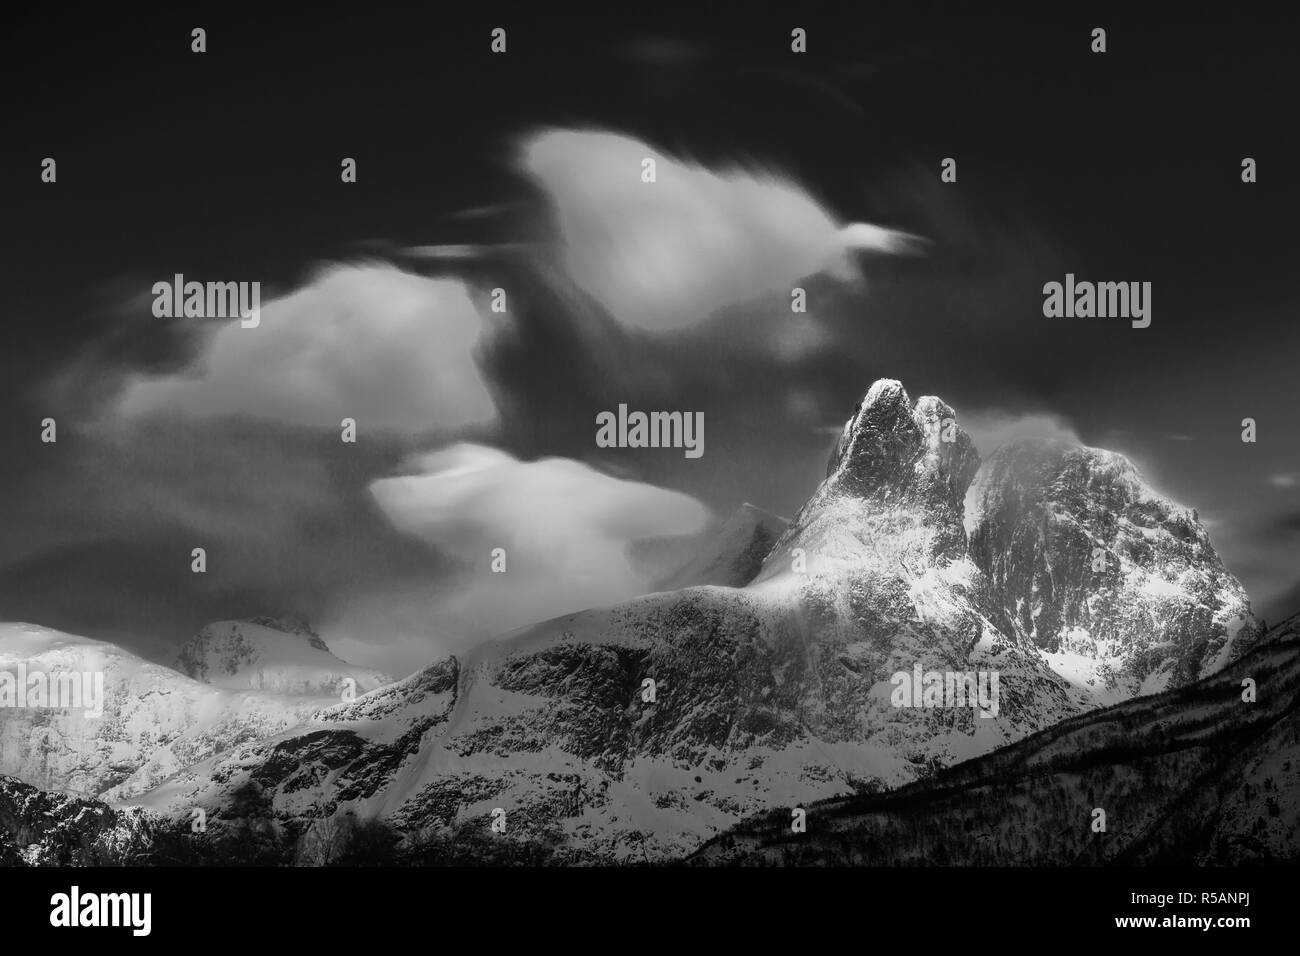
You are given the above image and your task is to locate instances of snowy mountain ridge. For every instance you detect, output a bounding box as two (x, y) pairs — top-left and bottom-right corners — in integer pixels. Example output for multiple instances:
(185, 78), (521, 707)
(0, 618), (392, 801)
(0, 378), (1266, 864)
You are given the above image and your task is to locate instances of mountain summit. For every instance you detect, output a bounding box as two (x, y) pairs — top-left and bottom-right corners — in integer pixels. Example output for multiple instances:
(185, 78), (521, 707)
(825, 379), (979, 511)
(757, 379), (979, 583)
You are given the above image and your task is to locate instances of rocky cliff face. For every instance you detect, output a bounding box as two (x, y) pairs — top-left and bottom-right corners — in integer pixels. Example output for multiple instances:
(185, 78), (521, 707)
(815, 380), (979, 542)
(764, 382), (977, 579)
(0, 774), (156, 865)
(967, 439), (1260, 699)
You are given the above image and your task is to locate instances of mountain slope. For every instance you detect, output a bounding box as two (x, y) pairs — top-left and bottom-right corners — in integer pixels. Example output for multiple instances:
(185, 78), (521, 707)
(0, 622), (370, 800)
(691, 613), (1300, 865)
(0, 774), (157, 866)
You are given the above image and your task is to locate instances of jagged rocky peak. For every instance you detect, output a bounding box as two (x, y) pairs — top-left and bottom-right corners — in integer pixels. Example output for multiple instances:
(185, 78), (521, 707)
(967, 437), (1260, 688)
(825, 379), (980, 510)
(760, 379), (981, 576)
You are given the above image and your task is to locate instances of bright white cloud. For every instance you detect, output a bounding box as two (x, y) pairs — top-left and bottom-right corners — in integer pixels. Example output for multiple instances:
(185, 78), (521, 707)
(116, 264), (496, 434)
(521, 128), (920, 331)
(368, 443), (711, 637)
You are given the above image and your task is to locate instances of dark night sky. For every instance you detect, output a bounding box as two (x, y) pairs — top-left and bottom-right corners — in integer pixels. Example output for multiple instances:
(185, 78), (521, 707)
(2, 4), (1297, 672)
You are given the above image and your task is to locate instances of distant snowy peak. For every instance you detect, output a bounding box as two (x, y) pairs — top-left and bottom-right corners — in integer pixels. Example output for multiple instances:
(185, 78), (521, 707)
(967, 438), (1261, 688)
(659, 502), (787, 589)
(176, 619), (392, 696)
(0, 622), (327, 799)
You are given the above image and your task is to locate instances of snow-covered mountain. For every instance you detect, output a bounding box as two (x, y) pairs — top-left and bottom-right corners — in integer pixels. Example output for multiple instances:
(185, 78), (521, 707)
(0, 619), (388, 800)
(967, 439), (1260, 701)
(692, 611), (1300, 866)
(176, 618), (392, 696)
(121, 378), (1262, 863)
(7, 617), (1294, 866)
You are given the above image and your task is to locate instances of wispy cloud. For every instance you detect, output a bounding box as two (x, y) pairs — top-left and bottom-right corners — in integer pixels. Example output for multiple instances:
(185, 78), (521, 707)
(960, 409), (1083, 458)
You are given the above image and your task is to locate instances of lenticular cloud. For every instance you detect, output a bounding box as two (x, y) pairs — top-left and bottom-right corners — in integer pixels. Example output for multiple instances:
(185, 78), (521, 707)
(117, 264), (498, 435)
(368, 443), (711, 632)
(520, 127), (922, 331)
